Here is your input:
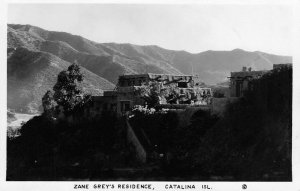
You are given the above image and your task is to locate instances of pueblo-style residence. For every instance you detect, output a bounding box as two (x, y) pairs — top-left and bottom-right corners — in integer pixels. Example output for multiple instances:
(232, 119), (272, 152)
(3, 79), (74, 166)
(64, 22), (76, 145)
(83, 63), (293, 119)
(80, 65), (291, 163)
(81, 73), (213, 163)
(84, 73), (213, 117)
(229, 64), (292, 97)
(229, 67), (268, 97)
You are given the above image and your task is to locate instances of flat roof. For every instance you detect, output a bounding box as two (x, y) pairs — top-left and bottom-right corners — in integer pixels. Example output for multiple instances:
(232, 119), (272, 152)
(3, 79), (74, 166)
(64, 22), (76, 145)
(119, 73), (194, 79)
(230, 70), (269, 78)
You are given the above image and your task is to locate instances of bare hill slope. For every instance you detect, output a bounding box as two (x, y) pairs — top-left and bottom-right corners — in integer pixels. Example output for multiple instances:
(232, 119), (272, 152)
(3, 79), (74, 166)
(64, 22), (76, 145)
(9, 24), (292, 85)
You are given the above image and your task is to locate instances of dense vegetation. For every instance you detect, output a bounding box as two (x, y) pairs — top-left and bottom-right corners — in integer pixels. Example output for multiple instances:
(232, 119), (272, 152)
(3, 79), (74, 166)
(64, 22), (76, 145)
(186, 66), (291, 180)
(7, 112), (132, 180)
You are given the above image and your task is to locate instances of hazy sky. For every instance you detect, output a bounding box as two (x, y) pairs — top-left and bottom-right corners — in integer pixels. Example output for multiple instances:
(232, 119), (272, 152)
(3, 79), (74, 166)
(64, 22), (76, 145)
(8, 3), (293, 55)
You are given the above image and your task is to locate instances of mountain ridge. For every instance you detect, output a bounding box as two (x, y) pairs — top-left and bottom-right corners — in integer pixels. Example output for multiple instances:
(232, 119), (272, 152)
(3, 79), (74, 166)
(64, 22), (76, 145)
(7, 24), (292, 113)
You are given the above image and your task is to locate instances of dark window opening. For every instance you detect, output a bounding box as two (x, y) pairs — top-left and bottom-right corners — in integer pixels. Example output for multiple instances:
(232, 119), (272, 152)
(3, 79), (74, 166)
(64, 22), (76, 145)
(121, 101), (131, 112)
(103, 103), (108, 110)
(178, 82), (188, 88)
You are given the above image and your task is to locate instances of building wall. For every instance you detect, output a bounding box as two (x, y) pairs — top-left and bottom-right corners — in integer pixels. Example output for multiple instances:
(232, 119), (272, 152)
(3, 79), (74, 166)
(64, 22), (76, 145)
(230, 78), (250, 97)
(229, 70), (268, 97)
(118, 74), (150, 87)
(84, 96), (117, 118)
(229, 79), (237, 97)
(116, 92), (145, 115)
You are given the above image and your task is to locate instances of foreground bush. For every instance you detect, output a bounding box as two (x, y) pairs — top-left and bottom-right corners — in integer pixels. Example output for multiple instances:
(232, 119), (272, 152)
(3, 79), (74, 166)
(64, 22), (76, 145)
(7, 112), (130, 180)
(190, 66), (292, 180)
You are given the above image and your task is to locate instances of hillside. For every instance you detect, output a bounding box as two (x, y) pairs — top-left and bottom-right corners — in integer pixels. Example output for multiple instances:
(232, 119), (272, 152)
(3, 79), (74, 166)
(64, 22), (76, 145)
(7, 24), (292, 113)
(7, 47), (114, 113)
(8, 24), (182, 84)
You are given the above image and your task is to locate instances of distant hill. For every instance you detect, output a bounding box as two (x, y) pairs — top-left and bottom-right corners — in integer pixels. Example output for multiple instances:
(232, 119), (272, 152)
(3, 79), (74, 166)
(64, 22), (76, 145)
(8, 24), (182, 84)
(7, 24), (292, 113)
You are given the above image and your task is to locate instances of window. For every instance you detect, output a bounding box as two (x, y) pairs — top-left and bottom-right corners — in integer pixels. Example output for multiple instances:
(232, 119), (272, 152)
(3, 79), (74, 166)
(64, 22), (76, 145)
(121, 101), (131, 112)
(178, 82), (188, 88)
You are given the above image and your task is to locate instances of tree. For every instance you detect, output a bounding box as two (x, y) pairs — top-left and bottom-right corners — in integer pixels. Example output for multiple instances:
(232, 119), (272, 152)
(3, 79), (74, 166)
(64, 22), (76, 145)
(53, 62), (91, 114)
(42, 62), (90, 116)
(135, 81), (182, 108)
(137, 81), (164, 108)
(42, 90), (56, 119)
(165, 85), (180, 104)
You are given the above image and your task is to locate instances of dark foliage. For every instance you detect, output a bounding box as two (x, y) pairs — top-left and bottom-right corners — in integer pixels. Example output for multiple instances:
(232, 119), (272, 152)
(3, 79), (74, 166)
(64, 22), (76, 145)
(129, 110), (179, 153)
(7, 112), (130, 180)
(42, 62), (91, 117)
(165, 110), (219, 175)
(42, 90), (56, 119)
(137, 82), (163, 108)
(129, 108), (219, 176)
(189, 66), (292, 180)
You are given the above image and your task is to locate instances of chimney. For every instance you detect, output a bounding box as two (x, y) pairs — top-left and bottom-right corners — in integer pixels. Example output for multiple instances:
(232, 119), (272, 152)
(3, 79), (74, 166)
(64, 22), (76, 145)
(242, 67), (247, 72)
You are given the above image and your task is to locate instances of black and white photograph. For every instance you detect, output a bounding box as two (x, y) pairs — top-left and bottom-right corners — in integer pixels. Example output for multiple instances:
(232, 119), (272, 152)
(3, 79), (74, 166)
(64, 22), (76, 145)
(1, 0), (300, 190)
